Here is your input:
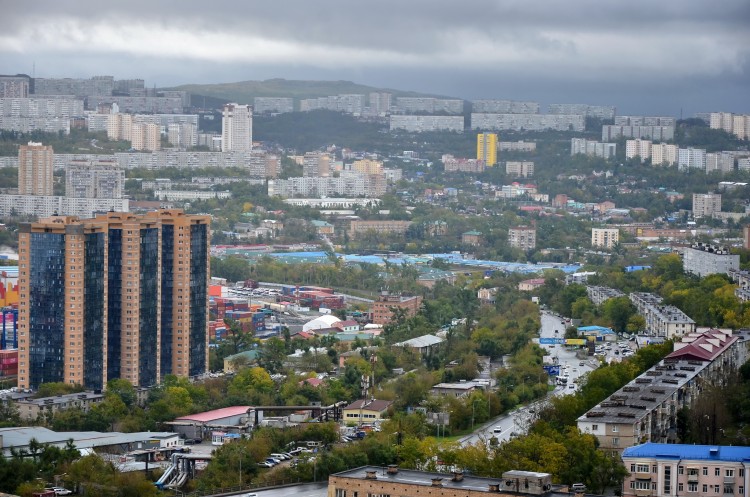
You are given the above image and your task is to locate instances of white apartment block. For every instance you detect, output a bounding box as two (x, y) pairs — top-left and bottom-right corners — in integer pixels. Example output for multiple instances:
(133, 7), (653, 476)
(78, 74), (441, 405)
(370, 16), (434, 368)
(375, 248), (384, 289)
(167, 123), (198, 149)
(54, 151), (279, 177)
(650, 143), (679, 166)
(505, 161), (534, 177)
(508, 226), (536, 250)
(591, 228), (620, 249)
(253, 97), (294, 114)
(395, 97), (463, 114)
(442, 155), (485, 173)
(710, 112), (750, 140)
(66, 158), (124, 199)
(678, 148), (707, 171)
(692, 193), (722, 218)
(740, 158), (750, 172)
(383, 168), (402, 183)
(86, 113), (109, 133)
(155, 190), (232, 201)
(221, 103), (253, 152)
(269, 171), (386, 198)
(626, 139), (652, 162)
(683, 244), (739, 277)
(0, 194), (128, 218)
(368, 92), (392, 115)
(499, 141), (536, 152)
(705, 152), (735, 173)
(32, 76), (114, 97)
(85, 95), (184, 113)
(629, 292), (696, 338)
(472, 100), (539, 114)
(473, 113), (584, 132)
(495, 184), (537, 199)
(615, 116), (675, 126)
(586, 286), (625, 306)
(299, 94), (365, 114)
(548, 103), (616, 119)
(571, 138), (617, 159)
(0, 97), (84, 134)
(621, 443), (750, 497)
(389, 115), (464, 132)
(0, 97), (84, 118)
(602, 125), (674, 142)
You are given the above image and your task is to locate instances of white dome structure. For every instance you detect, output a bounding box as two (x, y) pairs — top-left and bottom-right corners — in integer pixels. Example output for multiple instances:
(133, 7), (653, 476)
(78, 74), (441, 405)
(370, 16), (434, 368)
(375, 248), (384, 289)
(302, 314), (342, 332)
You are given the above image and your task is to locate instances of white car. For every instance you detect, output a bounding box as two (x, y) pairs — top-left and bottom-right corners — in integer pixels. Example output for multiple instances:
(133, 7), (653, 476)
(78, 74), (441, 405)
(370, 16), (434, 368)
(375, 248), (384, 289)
(48, 489), (73, 496)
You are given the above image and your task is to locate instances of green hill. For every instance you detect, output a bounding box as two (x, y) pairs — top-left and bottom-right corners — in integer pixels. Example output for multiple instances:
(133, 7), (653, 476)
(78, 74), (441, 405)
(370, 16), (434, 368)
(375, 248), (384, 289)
(163, 78), (456, 106)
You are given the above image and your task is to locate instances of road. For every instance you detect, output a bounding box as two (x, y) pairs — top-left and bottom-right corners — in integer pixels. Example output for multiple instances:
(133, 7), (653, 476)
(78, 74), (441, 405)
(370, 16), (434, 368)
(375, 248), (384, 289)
(459, 311), (596, 446)
(218, 482), (328, 497)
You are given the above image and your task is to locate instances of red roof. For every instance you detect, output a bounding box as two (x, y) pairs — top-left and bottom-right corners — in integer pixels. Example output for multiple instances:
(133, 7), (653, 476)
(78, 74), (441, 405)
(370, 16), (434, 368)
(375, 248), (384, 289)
(667, 330), (739, 362)
(176, 406), (253, 423)
(299, 378), (323, 388)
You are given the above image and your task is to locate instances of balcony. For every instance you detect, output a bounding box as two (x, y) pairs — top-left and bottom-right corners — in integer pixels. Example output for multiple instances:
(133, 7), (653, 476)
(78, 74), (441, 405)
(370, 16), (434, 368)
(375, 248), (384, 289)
(634, 489), (653, 497)
(687, 474), (699, 482)
(635, 470), (652, 479)
(724, 476), (735, 484)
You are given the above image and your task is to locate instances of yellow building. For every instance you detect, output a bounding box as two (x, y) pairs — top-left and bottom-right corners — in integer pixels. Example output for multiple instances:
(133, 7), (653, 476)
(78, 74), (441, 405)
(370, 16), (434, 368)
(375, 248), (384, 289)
(351, 158), (384, 175)
(476, 132), (497, 166)
(342, 399), (393, 423)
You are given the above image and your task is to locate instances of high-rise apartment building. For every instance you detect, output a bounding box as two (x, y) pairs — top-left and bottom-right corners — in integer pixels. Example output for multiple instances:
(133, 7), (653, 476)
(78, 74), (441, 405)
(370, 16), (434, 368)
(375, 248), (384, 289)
(130, 122), (161, 151)
(18, 142), (54, 196)
(508, 226), (536, 250)
(591, 228), (619, 249)
(0, 75), (30, 98)
(651, 143), (678, 166)
(571, 138), (616, 159)
(17, 210), (210, 391)
(692, 193), (721, 218)
(351, 159), (383, 175)
(625, 139), (652, 162)
(476, 133), (497, 166)
(303, 152), (331, 177)
(221, 103), (253, 152)
(710, 112), (750, 140)
(505, 161), (534, 177)
(678, 148), (707, 171)
(65, 158), (124, 199)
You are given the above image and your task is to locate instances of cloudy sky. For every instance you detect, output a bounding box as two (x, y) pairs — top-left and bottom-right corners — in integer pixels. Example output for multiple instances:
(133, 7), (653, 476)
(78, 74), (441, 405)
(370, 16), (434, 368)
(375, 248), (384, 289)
(1, 1), (748, 115)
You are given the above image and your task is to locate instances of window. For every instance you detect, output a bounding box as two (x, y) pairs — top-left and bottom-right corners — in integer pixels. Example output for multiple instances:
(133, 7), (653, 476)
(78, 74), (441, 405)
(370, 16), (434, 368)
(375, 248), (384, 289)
(725, 485), (734, 495)
(653, 465), (657, 473)
(741, 469), (745, 477)
(704, 485), (709, 493)
(688, 482), (698, 492)
(612, 425), (619, 433)
(612, 437), (619, 447)
(704, 467), (709, 476)
(679, 466), (684, 475)
(335, 490), (346, 497)
(631, 464), (636, 472)
(664, 466), (672, 495)
(636, 464), (650, 473)
(592, 424), (598, 431)
(739, 486), (744, 495)
(716, 468), (721, 476)
(634, 481), (651, 490)
(726, 469), (735, 477)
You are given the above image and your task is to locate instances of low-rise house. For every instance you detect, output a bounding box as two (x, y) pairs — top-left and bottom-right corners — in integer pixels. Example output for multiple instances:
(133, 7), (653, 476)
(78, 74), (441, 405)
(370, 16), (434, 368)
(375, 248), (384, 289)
(342, 399), (393, 423)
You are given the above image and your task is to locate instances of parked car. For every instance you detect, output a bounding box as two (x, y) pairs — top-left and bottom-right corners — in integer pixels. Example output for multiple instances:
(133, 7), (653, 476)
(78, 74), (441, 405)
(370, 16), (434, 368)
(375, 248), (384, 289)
(47, 489), (73, 496)
(257, 462), (273, 468)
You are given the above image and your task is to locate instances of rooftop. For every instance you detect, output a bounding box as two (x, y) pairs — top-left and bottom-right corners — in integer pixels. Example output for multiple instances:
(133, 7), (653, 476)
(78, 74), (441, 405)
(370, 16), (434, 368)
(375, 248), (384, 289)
(393, 334), (444, 348)
(578, 359), (706, 425)
(622, 443), (750, 462)
(667, 329), (738, 362)
(0, 426), (177, 454)
(343, 399), (393, 413)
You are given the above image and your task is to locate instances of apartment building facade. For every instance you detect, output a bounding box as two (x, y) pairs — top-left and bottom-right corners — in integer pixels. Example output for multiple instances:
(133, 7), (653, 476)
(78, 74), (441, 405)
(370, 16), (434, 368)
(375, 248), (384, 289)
(626, 139), (652, 162)
(476, 133), (497, 166)
(591, 228), (620, 249)
(221, 103), (253, 152)
(586, 286), (625, 306)
(629, 292), (696, 338)
(18, 141), (54, 196)
(390, 115), (464, 132)
(472, 99), (540, 114)
(253, 97), (294, 115)
(571, 138), (616, 159)
(578, 329), (745, 456)
(683, 244), (740, 277)
(621, 443), (750, 497)
(371, 292), (423, 325)
(17, 209), (210, 391)
(65, 157), (124, 199)
(693, 193), (722, 218)
(473, 113), (584, 132)
(508, 226), (537, 250)
(506, 161), (535, 177)
(651, 144), (678, 166)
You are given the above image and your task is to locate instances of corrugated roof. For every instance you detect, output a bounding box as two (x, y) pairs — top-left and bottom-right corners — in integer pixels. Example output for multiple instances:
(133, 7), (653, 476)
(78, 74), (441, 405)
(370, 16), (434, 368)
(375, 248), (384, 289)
(393, 334), (444, 348)
(175, 406), (253, 423)
(344, 399), (393, 412)
(622, 443), (750, 462)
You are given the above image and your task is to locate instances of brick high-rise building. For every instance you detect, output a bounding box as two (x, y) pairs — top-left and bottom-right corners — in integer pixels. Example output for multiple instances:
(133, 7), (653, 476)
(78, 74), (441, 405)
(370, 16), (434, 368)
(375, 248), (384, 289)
(18, 142), (54, 196)
(17, 209), (210, 391)
(371, 292), (422, 325)
(508, 226), (537, 250)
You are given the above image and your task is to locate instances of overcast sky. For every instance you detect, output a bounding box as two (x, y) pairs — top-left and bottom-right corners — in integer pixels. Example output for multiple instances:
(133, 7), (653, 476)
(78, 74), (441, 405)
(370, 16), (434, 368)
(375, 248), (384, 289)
(1, 1), (748, 116)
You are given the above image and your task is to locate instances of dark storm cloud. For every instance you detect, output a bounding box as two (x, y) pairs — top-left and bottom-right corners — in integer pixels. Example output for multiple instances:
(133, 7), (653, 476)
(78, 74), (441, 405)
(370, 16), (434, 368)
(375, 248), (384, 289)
(0, 0), (748, 114)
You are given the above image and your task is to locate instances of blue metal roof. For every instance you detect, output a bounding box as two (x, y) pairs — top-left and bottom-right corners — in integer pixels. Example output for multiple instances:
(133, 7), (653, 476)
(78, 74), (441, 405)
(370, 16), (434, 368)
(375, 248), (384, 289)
(622, 443), (750, 462)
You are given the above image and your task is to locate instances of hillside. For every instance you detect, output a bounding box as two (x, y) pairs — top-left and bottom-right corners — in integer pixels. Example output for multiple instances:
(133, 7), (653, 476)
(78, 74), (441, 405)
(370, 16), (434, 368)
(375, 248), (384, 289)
(163, 78), (455, 106)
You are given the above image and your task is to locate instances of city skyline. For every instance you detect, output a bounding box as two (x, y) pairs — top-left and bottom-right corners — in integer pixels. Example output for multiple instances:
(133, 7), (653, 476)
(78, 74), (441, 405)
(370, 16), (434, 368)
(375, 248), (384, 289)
(1, 1), (748, 116)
